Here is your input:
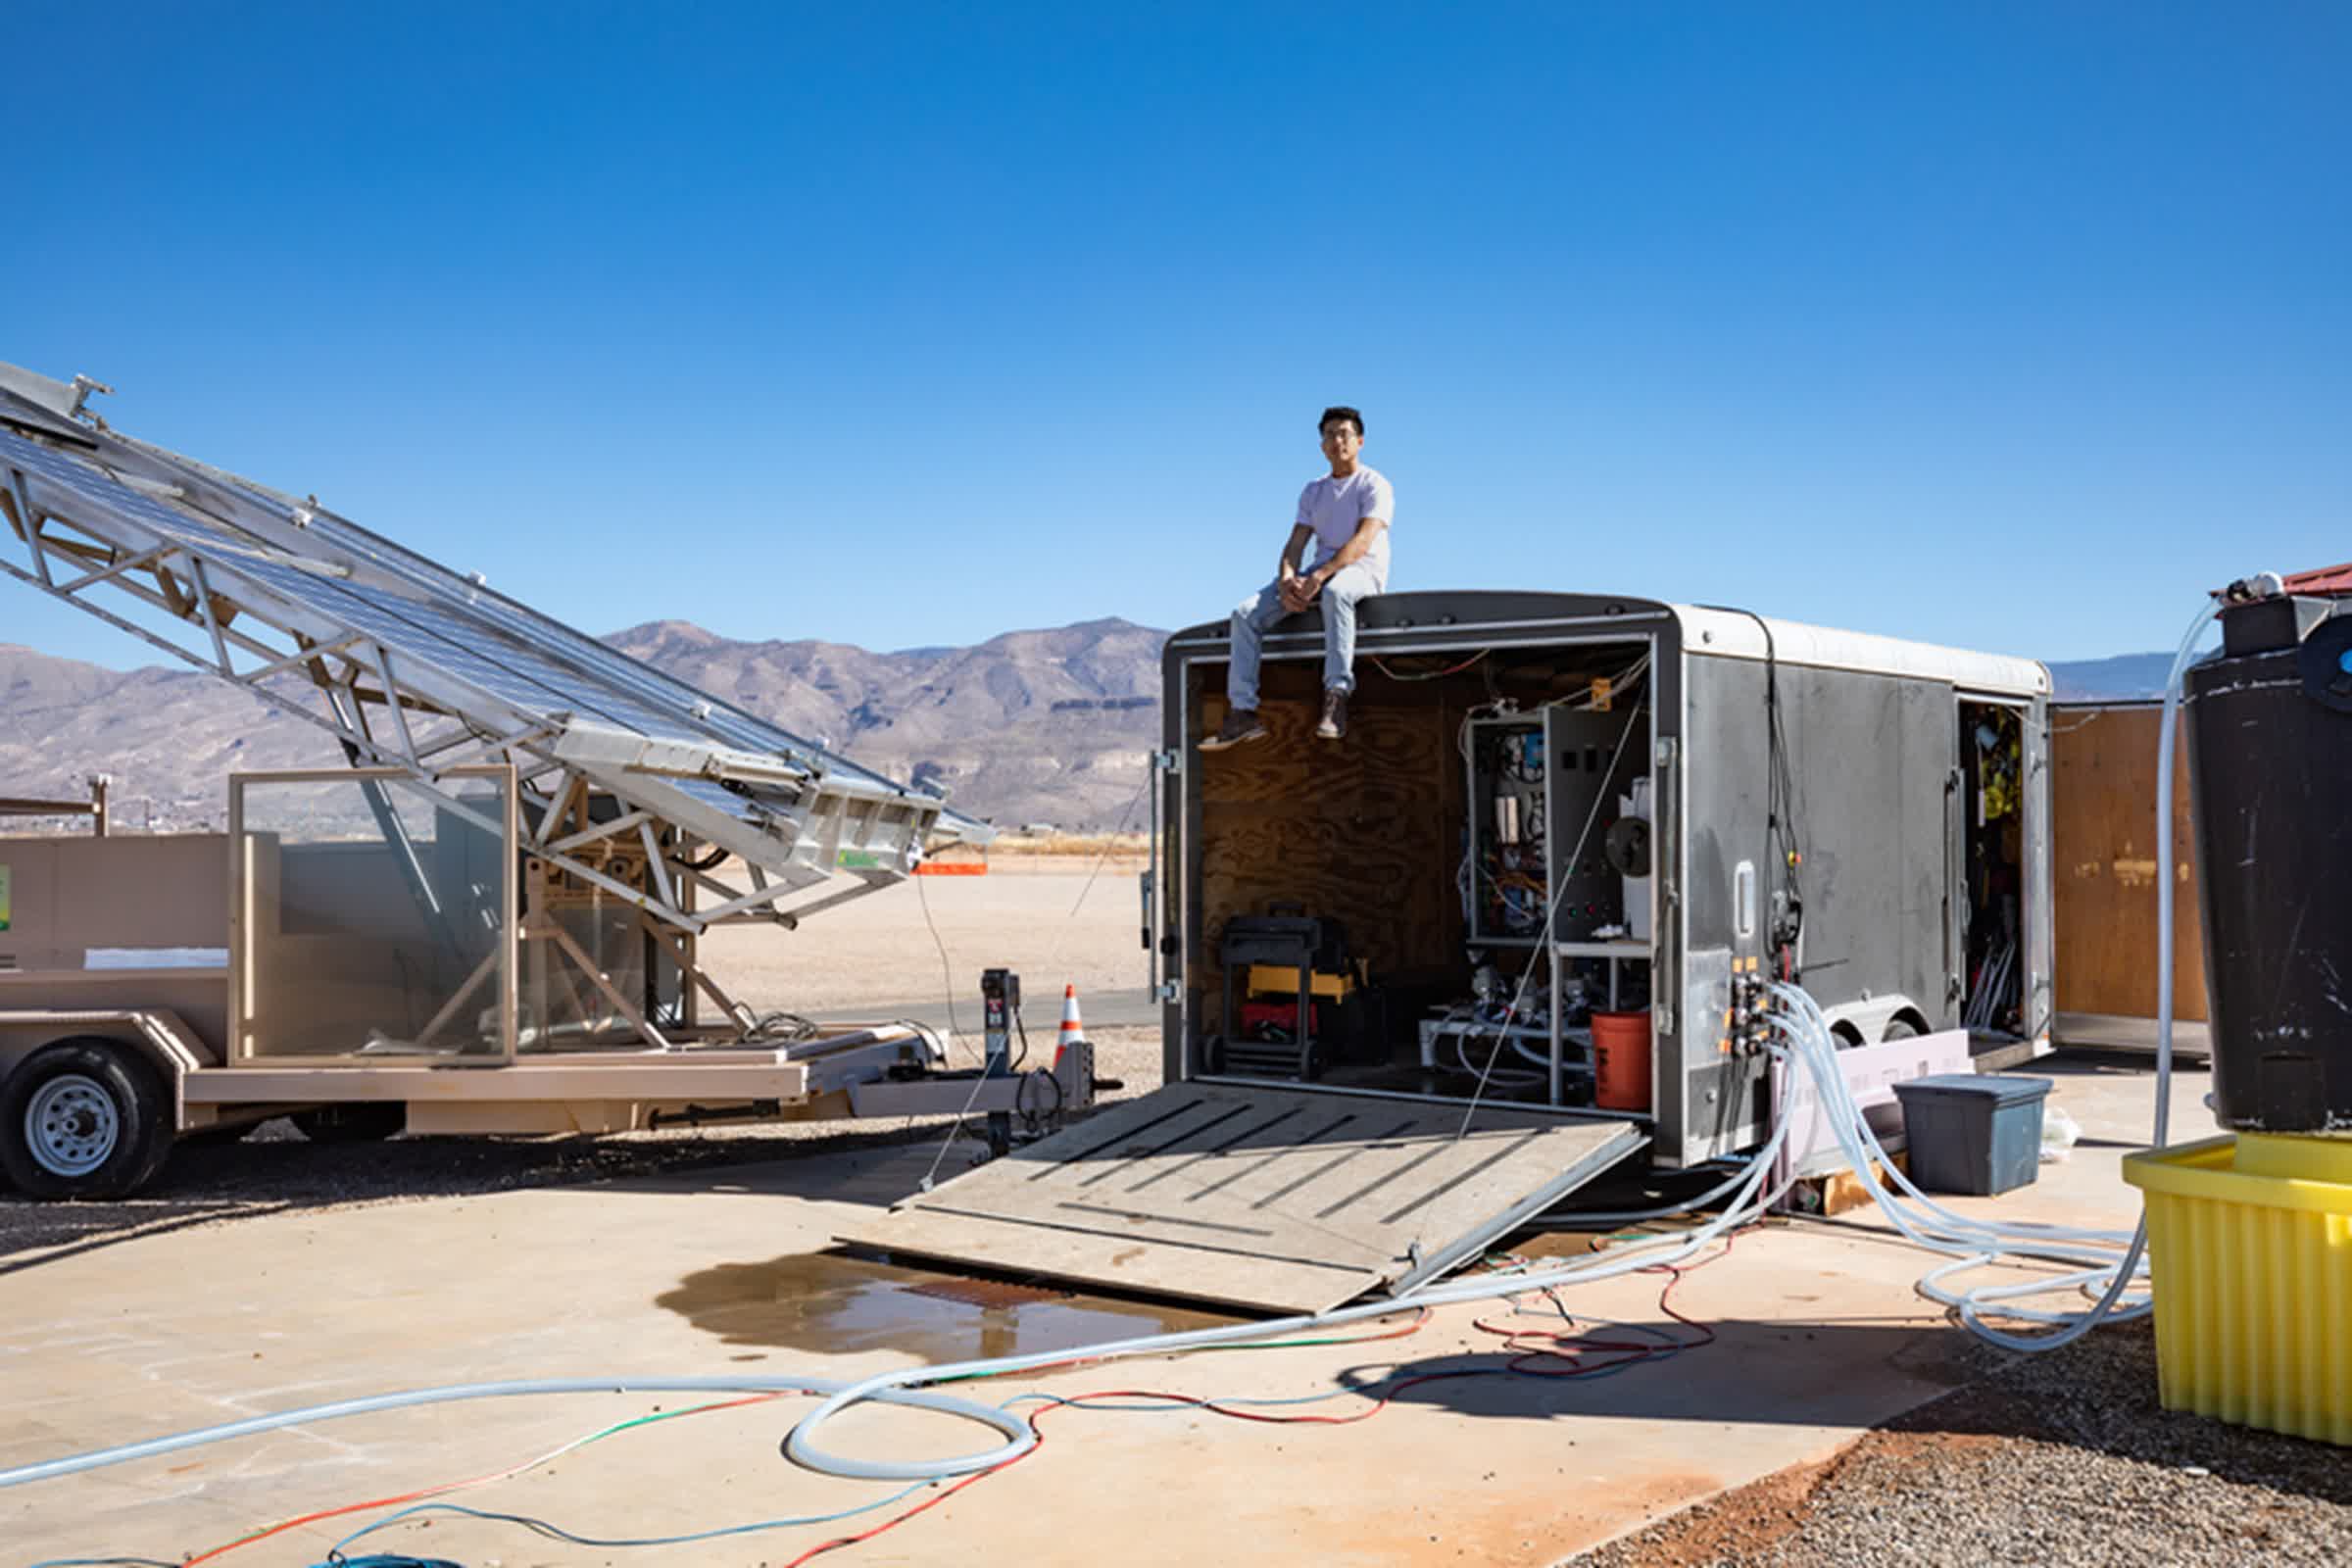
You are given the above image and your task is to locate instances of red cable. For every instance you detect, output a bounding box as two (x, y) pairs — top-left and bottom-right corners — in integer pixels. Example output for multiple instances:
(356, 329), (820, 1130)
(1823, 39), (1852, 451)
(196, 1264), (1713, 1568)
(178, 1393), (794, 1566)
(781, 1261), (1721, 1565)
(778, 1417), (1045, 1567)
(1370, 652), (1488, 681)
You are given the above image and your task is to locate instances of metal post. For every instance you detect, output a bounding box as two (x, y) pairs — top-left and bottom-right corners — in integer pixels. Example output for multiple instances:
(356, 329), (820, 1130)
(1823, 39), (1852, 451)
(1549, 944), (1563, 1107)
(981, 968), (1019, 1157)
(88, 774), (109, 837)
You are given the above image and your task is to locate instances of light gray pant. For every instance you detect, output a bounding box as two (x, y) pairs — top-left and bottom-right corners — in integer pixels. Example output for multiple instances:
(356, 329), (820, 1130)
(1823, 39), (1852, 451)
(1227, 563), (1385, 712)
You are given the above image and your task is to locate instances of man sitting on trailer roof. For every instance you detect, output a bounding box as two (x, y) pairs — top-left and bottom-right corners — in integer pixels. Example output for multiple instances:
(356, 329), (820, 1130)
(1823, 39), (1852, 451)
(1201, 405), (1393, 750)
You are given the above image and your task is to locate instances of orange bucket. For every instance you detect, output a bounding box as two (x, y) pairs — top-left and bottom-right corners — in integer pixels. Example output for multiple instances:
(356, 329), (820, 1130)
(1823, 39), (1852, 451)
(1591, 1010), (1652, 1112)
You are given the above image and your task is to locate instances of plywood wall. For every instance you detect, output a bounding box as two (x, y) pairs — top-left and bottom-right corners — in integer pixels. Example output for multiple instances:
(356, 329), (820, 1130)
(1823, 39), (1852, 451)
(2052, 704), (2207, 1021)
(1195, 662), (1466, 1022)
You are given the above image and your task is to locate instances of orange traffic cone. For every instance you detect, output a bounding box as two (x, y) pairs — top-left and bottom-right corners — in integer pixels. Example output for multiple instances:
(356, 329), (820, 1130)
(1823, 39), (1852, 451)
(1055, 984), (1089, 1067)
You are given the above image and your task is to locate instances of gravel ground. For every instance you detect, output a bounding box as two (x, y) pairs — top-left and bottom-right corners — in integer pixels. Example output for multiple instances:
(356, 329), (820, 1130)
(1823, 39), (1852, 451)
(0, 1025), (1163, 1266)
(1576, 1319), (2352, 1567)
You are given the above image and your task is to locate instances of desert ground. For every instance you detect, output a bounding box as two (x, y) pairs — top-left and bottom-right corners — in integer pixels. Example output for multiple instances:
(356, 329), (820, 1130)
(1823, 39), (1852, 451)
(697, 846), (1156, 1020)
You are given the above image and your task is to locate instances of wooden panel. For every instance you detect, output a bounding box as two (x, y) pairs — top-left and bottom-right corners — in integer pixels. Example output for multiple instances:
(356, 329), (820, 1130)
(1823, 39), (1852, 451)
(1197, 665), (1459, 1019)
(842, 1084), (1642, 1313)
(2051, 705), (2206, 1021)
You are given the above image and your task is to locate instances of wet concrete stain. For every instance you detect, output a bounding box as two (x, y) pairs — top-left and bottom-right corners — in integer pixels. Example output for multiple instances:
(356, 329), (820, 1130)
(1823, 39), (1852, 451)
(659, 1250), (1232, 1360)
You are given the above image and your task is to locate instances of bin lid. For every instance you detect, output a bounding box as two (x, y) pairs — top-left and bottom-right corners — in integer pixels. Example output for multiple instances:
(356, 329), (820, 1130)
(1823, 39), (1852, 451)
(1890, 1072), (2054, 1108)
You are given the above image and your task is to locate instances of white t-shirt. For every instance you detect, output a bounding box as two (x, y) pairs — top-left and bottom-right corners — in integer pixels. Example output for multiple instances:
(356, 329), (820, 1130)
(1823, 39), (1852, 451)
(1297, 466), (1394, 587)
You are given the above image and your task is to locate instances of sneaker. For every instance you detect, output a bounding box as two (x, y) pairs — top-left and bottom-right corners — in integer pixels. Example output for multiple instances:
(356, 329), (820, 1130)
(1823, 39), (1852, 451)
(1316, 690), (1348, 741)
(1200, 709), (1267, 752)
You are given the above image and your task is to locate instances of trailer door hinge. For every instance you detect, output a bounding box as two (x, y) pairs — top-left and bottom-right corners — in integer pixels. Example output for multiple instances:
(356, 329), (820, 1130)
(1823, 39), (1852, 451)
(1151, 749), (1181, 773)
(1153, 982), (1180, 1004)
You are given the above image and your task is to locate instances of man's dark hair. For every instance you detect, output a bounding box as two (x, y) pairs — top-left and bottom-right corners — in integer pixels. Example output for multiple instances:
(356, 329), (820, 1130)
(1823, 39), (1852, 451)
(1319, 406), (1363, 437)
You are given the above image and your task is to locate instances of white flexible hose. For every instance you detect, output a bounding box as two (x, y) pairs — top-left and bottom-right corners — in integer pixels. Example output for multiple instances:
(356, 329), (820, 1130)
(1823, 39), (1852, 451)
(1768, 598), (2218, 1351)
(1766, 981), (2153, 1346)
(1449, 1027), (1545, 1089)
(0, 1375), (1033, 1492)
(784, 1103), (1803, 1480)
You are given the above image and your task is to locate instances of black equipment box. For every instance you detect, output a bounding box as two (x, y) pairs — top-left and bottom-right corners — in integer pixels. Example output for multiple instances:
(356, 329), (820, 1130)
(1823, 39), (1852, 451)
(1214, 906), (1381, 1081)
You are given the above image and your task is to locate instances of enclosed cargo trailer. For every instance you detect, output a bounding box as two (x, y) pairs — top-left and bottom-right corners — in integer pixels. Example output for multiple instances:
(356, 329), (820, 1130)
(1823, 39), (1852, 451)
(1152, 591), (2052, 1169)
(849, 592), (2053, 1311)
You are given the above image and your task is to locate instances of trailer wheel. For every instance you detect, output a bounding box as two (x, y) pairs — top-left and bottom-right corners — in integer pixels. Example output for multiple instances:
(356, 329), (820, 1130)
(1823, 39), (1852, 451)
(0, 1038), (173, 1200)
(1881, 1017), (1921, 1042)
(292, 1103), (407, 1144)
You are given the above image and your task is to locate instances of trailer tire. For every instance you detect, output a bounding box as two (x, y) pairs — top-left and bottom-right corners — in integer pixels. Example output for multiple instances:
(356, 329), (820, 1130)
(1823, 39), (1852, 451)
(0, 1038), (174, 1200)
(292, 1103), (407, 1144)
(1881, 1017), (1921, 1042)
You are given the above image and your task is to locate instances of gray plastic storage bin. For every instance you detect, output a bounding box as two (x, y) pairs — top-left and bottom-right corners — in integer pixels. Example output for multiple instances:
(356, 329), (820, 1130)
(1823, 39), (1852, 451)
(1890, 1074), (2052, 1196)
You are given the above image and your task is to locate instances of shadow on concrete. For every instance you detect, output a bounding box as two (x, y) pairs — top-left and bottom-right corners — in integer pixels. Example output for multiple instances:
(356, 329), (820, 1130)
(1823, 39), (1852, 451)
(0, 1119), (954, 1268)
(1324, 1315), (1983, 1430)
(2042, 1048), (2213, 1080)
(606, 1139), (950, 1207)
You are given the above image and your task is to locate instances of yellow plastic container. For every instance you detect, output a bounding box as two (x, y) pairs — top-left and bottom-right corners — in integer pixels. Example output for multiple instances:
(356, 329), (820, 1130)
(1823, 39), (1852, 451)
(1244, 963), (1354, 1001)
(2122, 1133), (2352, 1446)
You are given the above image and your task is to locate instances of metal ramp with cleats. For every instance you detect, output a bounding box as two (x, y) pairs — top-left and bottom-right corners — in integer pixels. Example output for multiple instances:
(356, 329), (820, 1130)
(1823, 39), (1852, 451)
(842, 1084), (1646, 1314)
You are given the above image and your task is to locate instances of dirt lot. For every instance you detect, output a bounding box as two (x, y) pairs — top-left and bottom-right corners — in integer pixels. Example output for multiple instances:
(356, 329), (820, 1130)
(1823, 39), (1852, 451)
(699, 852), (1155, 1014)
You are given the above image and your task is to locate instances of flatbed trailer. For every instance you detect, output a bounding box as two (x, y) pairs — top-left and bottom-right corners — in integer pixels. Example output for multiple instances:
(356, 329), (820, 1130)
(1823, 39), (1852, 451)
(0, 361), (1085, 1198)
(0, 790), (1091, 1197)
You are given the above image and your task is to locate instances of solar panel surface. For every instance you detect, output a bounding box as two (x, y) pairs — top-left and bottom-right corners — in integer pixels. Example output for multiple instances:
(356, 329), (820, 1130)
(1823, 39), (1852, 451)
(0, 415), (987, 843)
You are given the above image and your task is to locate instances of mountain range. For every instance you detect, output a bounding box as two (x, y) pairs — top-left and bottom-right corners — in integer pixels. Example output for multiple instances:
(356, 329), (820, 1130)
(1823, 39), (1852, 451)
(0, 618), (1167, 833)
(0, 620), (2165, 833)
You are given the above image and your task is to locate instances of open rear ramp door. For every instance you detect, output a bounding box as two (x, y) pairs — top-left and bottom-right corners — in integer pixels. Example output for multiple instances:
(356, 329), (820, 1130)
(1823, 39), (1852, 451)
(840, 1085), (1645, 1313)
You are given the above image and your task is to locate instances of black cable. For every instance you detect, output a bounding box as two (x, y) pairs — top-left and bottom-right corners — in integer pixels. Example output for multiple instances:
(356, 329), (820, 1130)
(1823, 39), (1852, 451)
(673, 844), (728, 873)
(1069, 769), (1152, 918)
(1014, 1063), (1063, 1136)
(1697, 606), (1806, 975)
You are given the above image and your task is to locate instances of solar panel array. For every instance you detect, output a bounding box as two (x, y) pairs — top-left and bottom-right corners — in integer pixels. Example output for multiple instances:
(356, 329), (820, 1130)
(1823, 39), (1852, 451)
(0, 386), (989, 898)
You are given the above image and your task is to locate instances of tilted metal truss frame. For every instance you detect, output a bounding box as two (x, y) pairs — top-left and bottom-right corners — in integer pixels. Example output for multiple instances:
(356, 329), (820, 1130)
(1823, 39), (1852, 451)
(0, 362), (989, 944)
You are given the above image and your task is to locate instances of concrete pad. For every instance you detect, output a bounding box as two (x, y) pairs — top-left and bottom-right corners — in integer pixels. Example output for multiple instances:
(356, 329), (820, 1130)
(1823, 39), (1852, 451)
(0, 1056), (2214, 1567)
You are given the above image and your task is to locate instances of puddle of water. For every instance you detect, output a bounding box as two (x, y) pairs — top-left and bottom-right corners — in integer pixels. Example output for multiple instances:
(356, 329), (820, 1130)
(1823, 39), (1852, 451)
(658, 1250), (1234, 1360)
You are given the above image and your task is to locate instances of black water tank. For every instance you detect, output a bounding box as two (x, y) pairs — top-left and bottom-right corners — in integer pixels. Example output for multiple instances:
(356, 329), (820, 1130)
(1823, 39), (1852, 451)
(2184, 593), (2352, 1133)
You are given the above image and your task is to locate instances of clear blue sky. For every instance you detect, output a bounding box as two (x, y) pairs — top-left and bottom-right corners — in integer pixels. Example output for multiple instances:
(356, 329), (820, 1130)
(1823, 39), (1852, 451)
(4, 3), (2345, 671)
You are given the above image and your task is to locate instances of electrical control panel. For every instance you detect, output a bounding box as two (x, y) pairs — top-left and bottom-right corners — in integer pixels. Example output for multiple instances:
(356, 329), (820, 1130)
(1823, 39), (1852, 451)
(1544, 708), (1647, 941)
(1466, 706), (1649, 947)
